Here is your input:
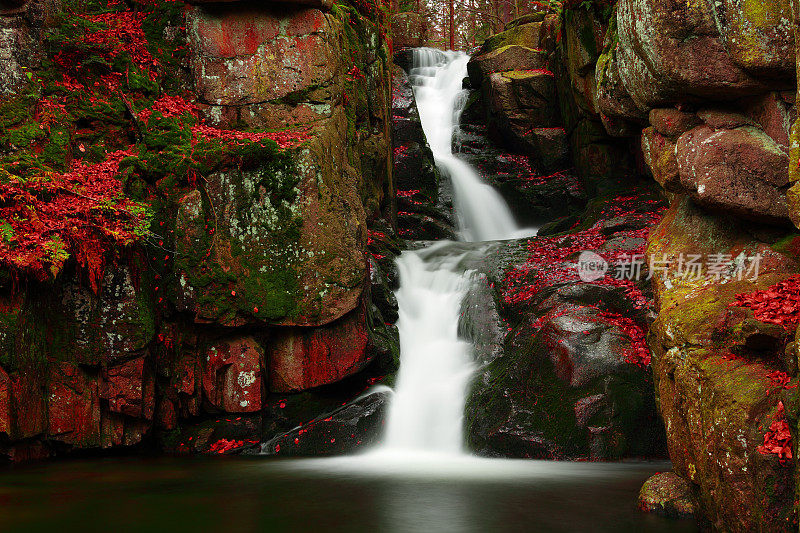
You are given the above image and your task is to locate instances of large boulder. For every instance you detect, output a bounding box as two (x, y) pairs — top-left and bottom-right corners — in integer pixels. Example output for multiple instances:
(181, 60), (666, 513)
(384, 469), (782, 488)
(709, 0), (795, 79)
(261, 388), (389, 455)
(465, 192), (667, 460)
(479, 21), (545, 53)
(646, 197), (799, 531)
(675, 124), (790, 223)
(467, 45), (549, 89)
(615, 0), (770, 109)
(267, 304), (371, 393)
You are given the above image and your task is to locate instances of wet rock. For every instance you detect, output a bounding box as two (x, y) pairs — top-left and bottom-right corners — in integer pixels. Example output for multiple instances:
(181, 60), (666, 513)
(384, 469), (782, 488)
(268, 304), (371, 393)
(261, 389), (389, 456)
(0, 0), (54, 94)
(638, 472), (697, 518)
(163, 415), (262, 455)
(487, 70), (561, 151)
(46, 363), (101, 447)
(467, 45), (549, 89)
(676, 125), (790, 223)
(465, 194), (668, 460)
(203, 336), (263, 413)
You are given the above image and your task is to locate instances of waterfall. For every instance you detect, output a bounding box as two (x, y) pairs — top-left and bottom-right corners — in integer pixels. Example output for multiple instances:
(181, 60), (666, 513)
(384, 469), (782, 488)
(409, 49), (522, 242)
(378, 49), (534, 456)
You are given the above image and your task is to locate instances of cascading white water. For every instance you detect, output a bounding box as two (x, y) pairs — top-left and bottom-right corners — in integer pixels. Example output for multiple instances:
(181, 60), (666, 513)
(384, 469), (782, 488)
(410, 49), (522, 243)
(378, 49), (533, 456)
(380, 243), (475, 454)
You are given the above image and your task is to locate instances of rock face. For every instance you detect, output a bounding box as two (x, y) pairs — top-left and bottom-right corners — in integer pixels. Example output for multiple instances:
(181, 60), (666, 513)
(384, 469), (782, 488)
(557, 7), (642, 188)
(645, 198), (798, 531)
(589, 0), (800, 527)
(0, 0), (395, 460)
(465, 192), (667, 460)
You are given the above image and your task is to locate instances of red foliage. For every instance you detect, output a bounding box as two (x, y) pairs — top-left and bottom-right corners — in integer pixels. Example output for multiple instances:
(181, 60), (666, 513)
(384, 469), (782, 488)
(599, 310), (651, 367)
(207, 438), (259, 455)
(733, 277), (800, 327)
(0, 150), (149, 290)
(82, 11), (159, 75)
(502, 195), (664, 309)
(192, 124), (310, 150)
(138, 94), (198, 123)
(757, 401), (793, 460)
(767, 370), (797, 390)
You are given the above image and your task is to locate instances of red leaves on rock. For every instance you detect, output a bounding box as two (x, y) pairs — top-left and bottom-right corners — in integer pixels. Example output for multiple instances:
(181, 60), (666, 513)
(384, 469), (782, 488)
(192, 124), (310, 150)
(0, 150), (149, 289)
(503, 195), (664, 309)
(767, 370), (797, 390)
(757, 401), (793, 460)
(206, 438), (258, 455)
(733, 277), (800, 327)
(599, 310), (651, 367)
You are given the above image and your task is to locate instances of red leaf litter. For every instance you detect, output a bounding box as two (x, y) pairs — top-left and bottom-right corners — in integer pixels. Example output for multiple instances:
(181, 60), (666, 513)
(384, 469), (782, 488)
(207, 438), (259, 455)
(757, 402), (793, 461)
(767, 370), (797, 390)
(138, 94), (199, 123)
(599, 310), (651, 367)
(192, 124), (310, 150)
(0, 149), (147, 290)
(502, 195), (664, 309)
(733, 277), (800, 327)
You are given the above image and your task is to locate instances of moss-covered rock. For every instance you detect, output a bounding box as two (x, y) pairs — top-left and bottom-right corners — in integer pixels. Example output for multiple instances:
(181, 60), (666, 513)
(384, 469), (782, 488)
(646, 197), (799, 531)
(465, 191), (668, 460)
(638, 472), (698, 519)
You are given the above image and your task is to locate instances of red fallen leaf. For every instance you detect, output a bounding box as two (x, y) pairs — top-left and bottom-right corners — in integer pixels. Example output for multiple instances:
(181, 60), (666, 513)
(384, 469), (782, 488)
(757, 401), (793, 460)
(734, 277), (800, 327)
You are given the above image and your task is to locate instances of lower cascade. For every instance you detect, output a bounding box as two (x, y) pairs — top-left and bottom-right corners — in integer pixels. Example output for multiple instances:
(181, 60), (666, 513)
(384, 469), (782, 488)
(377, 49), (532, 457)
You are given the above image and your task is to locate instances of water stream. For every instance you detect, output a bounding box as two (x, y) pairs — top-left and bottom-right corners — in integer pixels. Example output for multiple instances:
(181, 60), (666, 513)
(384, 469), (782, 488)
(379, 49), (531, 457)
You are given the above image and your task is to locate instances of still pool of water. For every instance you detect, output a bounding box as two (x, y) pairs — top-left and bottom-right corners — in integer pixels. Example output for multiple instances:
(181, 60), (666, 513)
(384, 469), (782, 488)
(0, 457), (698, 532)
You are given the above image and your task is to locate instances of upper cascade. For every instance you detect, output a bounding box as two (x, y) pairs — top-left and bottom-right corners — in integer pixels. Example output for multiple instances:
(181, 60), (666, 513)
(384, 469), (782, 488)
(409, 48), (533, 242)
